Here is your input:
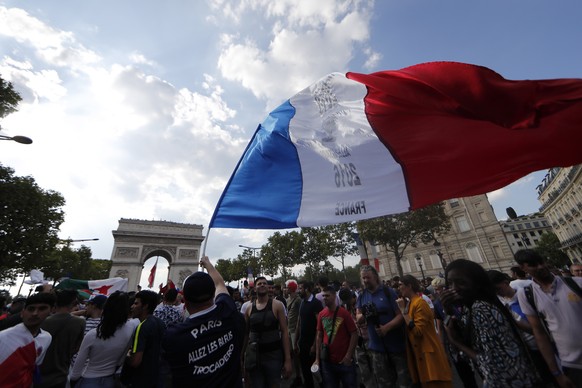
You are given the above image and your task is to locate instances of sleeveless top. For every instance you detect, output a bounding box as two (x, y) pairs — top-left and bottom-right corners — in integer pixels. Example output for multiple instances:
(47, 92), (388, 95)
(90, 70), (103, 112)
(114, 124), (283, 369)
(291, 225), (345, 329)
(249, 299), (281, 353)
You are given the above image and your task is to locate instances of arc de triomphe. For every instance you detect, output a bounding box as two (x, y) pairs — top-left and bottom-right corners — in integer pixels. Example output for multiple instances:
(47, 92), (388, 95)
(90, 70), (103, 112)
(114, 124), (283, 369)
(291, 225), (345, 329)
(109, 218), (205, 292)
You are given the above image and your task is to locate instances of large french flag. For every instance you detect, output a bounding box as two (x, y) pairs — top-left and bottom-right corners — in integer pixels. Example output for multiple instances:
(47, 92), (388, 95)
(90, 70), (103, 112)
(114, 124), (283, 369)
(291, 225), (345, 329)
(209, 62), (582, 229)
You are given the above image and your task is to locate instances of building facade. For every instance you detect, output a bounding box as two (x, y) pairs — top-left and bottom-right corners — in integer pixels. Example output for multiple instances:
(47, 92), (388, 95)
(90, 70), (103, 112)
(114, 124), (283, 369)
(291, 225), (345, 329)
(369, 194), (515, 280)
(500, 213), (552, 254)
(537, 165), (582, 262)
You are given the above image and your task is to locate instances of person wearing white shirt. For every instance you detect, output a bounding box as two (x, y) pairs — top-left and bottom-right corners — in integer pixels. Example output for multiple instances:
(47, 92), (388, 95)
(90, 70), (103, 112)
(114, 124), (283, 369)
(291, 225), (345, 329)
(70, 292), (139, 388)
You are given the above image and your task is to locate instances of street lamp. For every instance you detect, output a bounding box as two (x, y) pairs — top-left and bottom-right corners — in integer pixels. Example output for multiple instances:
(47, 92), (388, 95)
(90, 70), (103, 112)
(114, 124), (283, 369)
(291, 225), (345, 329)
(433, 240), (447, 269)
(58, 238), (100, 248)
(238, 244), (260, 257)
(0, 133), (33, 144)
(415, 253), (426, 283)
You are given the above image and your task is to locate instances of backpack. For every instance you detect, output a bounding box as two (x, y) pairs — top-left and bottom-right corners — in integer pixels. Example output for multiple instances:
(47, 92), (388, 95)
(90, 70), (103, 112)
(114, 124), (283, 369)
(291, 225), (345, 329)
(523, 277), (582, 344)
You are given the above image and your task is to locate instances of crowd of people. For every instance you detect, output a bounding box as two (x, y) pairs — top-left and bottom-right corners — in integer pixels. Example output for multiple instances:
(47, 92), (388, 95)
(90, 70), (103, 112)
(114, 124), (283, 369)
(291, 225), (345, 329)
(0, 249), (580, 388)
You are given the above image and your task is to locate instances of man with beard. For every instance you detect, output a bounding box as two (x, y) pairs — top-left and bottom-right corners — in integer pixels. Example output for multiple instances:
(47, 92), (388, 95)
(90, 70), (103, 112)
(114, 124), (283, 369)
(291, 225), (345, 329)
(356, 265), (411, 388)
(246, 276), (292, 387)
(516, 249), (582, 387)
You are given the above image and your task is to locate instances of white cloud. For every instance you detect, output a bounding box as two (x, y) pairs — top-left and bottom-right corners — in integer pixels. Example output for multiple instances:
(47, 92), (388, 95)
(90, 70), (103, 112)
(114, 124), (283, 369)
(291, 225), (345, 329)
(0, 6), (100, 71)
(362, 46), (382, 70)
(0, 6), (253, 263)
(0, 57), (67, 103)
(215, 0), (375, 106)
(129, 52), (157, 67)
(487, 188), (507, 202)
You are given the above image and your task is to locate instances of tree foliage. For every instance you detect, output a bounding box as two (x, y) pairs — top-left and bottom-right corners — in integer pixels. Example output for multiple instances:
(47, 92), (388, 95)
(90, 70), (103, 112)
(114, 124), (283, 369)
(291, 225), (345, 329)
(0, 76), (22, 120)
(534, 232), (571, 269)
(261, 231), (304, 282)
(215, 259), (235, 282)
(214, 249), (262, 284)
(323, 222), (358, 277)
(300, 227), (336, 280)
(356, 203), (450, 277)
(0, 165), (65, 283)
(39, 245), (111, 282)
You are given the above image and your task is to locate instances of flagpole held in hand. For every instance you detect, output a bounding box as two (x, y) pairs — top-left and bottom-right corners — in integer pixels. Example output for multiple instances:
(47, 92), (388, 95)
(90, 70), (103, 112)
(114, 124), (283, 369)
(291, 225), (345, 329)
(200, 227), (211, 271)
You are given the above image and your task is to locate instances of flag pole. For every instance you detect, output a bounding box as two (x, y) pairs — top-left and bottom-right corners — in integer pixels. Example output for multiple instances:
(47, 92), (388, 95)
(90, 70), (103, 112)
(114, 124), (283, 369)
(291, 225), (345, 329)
(201, 227), (211, 270)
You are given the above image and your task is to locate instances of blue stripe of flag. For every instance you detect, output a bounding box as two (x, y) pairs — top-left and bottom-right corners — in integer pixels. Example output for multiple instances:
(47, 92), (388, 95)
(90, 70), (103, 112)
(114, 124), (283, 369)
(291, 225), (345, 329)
(209, 100), (303, 229)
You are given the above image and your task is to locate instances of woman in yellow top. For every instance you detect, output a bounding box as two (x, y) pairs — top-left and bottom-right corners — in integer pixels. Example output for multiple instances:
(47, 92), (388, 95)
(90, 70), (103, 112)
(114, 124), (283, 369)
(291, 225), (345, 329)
(397, 275), (452, 388)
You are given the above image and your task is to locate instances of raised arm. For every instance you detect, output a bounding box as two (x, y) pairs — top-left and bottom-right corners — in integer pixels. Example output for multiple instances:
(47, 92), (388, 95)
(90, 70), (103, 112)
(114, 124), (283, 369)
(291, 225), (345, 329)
(199, 256), (228, 296)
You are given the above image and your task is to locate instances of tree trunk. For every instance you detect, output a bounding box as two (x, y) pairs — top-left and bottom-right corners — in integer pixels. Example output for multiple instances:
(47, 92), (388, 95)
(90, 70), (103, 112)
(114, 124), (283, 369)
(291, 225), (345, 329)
(395, 256), (404, 278)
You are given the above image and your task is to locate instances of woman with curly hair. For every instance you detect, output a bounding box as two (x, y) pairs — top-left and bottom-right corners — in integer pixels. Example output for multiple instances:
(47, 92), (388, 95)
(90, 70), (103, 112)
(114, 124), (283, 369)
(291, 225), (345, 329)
(441, 259), (540, 387)
(70, 292), (139, 388)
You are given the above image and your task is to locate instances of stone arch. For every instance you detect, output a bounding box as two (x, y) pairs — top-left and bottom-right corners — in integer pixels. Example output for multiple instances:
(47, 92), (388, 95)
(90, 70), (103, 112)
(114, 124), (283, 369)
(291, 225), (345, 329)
(142, 248), (174, 265)
(109, 218), (204, 292)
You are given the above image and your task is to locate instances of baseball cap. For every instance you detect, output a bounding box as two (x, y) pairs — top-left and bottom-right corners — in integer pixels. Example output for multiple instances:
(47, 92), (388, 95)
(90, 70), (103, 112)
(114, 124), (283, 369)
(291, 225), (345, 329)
(87, 294), (108, 309)
(183, 272), (215, 303)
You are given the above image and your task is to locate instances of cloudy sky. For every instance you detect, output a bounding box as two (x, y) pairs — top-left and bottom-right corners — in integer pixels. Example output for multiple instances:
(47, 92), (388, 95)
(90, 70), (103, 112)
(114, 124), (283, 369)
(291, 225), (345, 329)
(1, 1), (581, 288)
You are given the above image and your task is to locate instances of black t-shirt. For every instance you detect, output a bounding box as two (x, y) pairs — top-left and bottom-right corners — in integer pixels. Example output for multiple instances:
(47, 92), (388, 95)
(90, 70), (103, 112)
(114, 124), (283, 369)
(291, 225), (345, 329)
(298, 295), (323, 346)
(131, 315), (166, 388)
(162, 293), (245, 388)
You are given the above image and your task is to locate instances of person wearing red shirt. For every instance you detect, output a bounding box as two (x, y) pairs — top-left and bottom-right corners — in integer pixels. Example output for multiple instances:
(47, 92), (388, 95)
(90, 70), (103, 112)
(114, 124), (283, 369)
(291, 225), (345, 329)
(313, 286), (358, 388)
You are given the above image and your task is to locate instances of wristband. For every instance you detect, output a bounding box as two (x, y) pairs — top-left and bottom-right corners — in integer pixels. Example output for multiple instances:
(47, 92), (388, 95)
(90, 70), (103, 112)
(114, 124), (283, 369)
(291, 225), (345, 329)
(551, 370), (562, 377)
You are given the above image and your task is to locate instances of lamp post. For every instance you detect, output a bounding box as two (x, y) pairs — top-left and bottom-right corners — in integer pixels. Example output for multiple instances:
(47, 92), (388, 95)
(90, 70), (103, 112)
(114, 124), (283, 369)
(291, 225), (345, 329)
(0, 133), (33, 144)
(59, 238), (100, 248)
(415, 253), (426, 283)
(433, 240), (447, 269)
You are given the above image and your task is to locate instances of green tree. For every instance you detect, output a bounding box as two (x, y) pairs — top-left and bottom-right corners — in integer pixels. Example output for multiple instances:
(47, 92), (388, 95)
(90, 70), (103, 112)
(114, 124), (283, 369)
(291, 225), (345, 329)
(215, 258), (235, 282)
(300, 227), (335, 280)
(41, 245), (109, 281)
(0, 165), (65, 284)
(87, 258), (113, 280)
(357, 203), (450, 277)
(0, 76), (22, 119)
(324, 223), (358, 278)
(534, 232), (571, 269)
(261, 231), (304, 282)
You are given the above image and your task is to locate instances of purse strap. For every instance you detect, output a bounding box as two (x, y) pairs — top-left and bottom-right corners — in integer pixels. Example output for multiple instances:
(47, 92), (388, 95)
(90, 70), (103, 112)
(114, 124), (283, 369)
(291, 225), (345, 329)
(326, 306), (340, 345)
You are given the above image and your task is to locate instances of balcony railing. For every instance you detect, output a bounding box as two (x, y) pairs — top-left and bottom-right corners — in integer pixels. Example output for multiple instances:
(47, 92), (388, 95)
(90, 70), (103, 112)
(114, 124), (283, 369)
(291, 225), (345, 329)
(539, 165), (581, 212)
(561, 232), (582, 248)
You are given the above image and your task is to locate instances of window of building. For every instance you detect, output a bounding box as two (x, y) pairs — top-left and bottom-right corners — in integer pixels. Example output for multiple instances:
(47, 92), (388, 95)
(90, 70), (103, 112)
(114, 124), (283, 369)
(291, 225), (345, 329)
(517, 224), (523, 230)
(517, 241), (524, 247)
(538, 230), (544, 236)
(492, 245), (502, 259)
(478, 212), (488, 222)
(542, 221), (548, 226)
(466, 243), (483, 263)
(509, 225), (515, 231)
(449, 198), (460, 208)
(530, 231), (536, 237)
(513, 233), (519, 239)
(521, 233), (527, 238)
(456, 215), (471, 232)
(533, 221), (540, 227)
(474, 202), (481, 208)
(430, 253), (442, 269)
(525, 222), (532, 228)
(401, 258), (411, 273)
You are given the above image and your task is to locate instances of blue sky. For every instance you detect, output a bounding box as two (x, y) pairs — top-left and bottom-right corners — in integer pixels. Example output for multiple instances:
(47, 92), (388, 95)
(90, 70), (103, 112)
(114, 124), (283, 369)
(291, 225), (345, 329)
(1, 1), (580, 288)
